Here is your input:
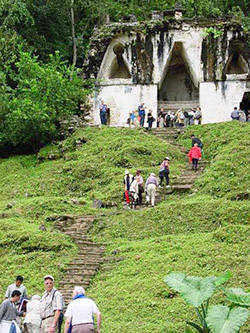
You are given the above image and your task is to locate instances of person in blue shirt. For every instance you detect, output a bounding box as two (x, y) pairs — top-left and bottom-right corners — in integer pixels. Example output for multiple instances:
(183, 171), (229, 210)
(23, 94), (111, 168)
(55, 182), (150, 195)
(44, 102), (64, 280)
(138, 103), (146, 127)
(99, 100), (108, 125)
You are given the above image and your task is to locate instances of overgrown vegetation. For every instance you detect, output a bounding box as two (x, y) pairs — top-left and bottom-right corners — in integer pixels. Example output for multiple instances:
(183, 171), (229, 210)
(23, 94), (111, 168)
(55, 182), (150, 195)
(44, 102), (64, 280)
(0, 51), (93, 154)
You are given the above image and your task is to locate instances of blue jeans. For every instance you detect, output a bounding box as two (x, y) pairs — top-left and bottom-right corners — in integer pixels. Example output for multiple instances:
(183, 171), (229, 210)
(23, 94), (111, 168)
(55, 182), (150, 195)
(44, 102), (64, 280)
(140, 114), (145, 127)
(100, 112), (107, 125)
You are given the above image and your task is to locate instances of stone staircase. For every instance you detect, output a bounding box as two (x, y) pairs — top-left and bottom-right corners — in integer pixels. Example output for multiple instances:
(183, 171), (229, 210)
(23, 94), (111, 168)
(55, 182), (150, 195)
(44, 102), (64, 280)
(151, 127), (208, 196)
(54, 215), (105, 304)
(158, 100), (199, 113)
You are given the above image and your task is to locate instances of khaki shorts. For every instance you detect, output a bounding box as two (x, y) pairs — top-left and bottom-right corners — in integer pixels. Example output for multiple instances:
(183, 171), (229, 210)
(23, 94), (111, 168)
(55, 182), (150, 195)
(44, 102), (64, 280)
(41, 317), (56, 333)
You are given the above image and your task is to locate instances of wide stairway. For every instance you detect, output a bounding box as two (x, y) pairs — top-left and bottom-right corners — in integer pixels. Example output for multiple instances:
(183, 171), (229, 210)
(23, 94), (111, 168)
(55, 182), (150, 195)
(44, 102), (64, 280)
(158, 100), (199, 113)
(54, 215), (105, 304)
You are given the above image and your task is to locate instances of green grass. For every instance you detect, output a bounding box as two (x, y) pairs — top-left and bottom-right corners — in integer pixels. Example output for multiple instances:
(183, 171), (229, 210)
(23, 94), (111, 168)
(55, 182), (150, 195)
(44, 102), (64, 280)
(0, 123), (249, 332)
(0, 127), (184, 297)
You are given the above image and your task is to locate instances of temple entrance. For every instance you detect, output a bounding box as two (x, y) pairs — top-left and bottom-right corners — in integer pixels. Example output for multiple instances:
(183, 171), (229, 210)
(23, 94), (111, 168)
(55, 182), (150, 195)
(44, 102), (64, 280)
(240, 92), (250, 121)
(159, 42), (198, 101)
(158, 42), (199, 115)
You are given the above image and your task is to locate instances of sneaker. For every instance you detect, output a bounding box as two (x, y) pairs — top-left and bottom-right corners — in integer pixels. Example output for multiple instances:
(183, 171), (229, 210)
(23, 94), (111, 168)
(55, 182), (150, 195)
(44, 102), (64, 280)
(166, 185), (171, 188)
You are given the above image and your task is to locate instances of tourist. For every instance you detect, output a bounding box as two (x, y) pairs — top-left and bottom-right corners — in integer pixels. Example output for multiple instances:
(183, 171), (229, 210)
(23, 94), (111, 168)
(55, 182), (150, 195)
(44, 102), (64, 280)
(129, 177), (139, 201)
(159, 157), (170, 188)
(170, 112), (175, 127)
(0, 290), (24, 333)
(188, 143), (202, 171)
(64, 286), (101, 333)
(24, 295), (41, 333)
(135, 170), (144, 205)
(147, 110), (154, 129)
(239, 110), (246, 122)
(5, 275), (27, 303)
(123, 170), (134, 208)
(231, 107), (240, 120)
(191, 134), (203, 149)
(184, 110), (190, 127)
(194, 107), (202, 125)
(40, 275), (63, 333)
(99, 100), (108, 125)
(158, 108), (164, 127)
(176, 109), (184, 127)
(130, 110), (136, 127)
(145, 173), (159, 207)
(189, 108), (195, 125)
(138, 103), (146, 127)
(165, 112), (171, 127)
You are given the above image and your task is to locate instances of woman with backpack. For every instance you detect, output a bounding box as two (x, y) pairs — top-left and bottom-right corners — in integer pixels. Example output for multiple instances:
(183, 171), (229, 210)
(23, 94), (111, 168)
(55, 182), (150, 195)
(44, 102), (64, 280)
(159, 157), (171, 188)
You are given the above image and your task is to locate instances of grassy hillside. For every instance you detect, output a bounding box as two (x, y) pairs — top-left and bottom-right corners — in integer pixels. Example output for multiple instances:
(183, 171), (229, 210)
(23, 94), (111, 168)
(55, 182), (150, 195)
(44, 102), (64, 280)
(0, 127), (184, 297)
(88, 122), (250, 332)
(0, 123), (249, 332)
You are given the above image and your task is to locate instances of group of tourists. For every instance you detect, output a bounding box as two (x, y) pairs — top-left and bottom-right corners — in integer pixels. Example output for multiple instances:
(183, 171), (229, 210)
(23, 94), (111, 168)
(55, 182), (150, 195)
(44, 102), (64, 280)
(100, 99), (203, 128)
(231, 107), (250, 122)
(0, 275), (101, 333)
(123, 157), (171, 208)
(158, 107), (202, 128)
(127, 103), (155, 128)
(123, 134), (203, 208)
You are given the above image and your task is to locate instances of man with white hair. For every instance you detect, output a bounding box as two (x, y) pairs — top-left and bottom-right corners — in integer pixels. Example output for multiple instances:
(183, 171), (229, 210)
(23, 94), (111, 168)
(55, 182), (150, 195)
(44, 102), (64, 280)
(64, 286), (101, 333)
(145, 173), (159, 207)
(24, 295), (41, 333)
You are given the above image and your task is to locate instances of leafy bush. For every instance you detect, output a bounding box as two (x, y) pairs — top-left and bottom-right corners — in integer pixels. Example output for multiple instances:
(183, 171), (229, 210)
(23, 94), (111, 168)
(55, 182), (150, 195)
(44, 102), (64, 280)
(164, 272), (250, 332)
(0, 51), (94, 153)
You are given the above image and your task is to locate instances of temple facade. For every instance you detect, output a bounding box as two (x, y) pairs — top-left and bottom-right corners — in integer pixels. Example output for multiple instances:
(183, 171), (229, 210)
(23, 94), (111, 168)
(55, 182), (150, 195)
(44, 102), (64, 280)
(84, 13), (250, 126)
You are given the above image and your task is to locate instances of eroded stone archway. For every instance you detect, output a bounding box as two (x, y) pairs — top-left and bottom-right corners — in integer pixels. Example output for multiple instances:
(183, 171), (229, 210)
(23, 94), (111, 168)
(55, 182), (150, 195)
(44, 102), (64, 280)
(159, 42), (198, 101)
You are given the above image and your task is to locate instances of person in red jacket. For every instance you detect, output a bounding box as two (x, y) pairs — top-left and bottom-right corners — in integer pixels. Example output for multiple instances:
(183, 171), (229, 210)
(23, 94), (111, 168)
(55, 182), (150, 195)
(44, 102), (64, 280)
(188, 143), (202, 171)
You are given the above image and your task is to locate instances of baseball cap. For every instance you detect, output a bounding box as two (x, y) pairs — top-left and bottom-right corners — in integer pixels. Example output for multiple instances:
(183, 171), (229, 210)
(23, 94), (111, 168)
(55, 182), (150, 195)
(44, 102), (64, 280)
(44, 275), (54, 281)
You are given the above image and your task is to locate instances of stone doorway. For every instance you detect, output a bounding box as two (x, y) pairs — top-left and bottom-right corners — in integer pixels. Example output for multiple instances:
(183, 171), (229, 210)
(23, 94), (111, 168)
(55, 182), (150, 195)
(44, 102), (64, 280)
(158, 42), (199, 115)
(240, 92), (250, 120)
(159, 42), (198, 101)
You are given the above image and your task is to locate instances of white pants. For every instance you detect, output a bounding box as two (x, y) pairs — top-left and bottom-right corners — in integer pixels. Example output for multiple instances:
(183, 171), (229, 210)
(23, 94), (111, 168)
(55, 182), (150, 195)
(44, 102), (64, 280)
(0, 320), (21, 333)
(147, 184), (156, 206)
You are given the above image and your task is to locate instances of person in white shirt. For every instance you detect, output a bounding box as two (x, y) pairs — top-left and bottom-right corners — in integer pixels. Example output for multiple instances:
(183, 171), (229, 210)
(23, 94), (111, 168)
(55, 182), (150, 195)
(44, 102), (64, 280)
(64, 286), (101, 333)
(24, 295), (41, 333)
(5, 275), (27, 304)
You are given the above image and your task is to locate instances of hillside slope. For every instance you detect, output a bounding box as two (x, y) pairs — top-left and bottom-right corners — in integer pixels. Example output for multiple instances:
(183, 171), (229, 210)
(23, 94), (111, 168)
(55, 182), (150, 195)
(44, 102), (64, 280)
(0, 127), (184, 297)
(88, 122), (250, 332)
(0, 123), (249, 332)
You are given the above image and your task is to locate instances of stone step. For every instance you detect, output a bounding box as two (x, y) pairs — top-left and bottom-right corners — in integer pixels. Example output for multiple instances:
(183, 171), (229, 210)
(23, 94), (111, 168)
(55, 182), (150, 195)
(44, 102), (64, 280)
(158, 100), (199, 111)
(172, 184), (193, 192)
(64, 268), (98, 275)
(68, 259), (102, 265)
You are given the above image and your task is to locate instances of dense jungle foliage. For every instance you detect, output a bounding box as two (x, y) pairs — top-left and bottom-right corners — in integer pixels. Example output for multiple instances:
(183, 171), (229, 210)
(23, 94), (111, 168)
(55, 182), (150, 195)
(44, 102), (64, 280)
(0, 0), (249, 153)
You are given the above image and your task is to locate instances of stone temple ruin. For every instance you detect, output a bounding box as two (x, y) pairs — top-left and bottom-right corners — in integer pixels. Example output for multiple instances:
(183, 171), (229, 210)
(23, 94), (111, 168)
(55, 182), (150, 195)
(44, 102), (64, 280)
(83, 7), (250, 127)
